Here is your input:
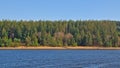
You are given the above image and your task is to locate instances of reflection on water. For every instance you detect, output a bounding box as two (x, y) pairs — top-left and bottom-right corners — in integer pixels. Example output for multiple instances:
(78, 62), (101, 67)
(0, 50), (120, 68)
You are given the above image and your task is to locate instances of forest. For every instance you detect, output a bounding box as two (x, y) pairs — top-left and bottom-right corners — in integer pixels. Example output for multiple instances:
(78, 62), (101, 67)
(0, 20), (120, 47)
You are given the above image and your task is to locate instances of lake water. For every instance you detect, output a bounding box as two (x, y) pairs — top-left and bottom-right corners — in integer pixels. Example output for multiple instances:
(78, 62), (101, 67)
(0, 50), (120, 68)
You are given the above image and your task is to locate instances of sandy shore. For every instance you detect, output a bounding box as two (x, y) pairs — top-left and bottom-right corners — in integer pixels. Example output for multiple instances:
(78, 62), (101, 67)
(0, 46), (120, 50)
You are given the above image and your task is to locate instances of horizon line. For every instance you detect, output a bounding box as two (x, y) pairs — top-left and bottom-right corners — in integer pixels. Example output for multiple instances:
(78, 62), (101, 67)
(0, 19), (120, 21)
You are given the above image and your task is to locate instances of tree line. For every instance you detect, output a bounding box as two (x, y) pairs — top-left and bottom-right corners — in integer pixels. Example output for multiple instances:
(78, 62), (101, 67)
(0, 20), (119, 47)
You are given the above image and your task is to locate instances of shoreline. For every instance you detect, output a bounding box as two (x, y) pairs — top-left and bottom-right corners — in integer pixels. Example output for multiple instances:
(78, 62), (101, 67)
(0, 46), (120, 50)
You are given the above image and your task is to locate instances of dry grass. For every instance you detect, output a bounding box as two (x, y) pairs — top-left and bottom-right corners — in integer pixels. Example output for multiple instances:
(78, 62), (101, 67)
(0, 46), (120, 50)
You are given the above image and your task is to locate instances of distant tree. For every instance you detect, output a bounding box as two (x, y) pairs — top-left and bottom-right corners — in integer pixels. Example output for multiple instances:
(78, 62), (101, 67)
(25, 36), (31, 46)
(96, 31), (103, 46)
(31, 33), (39, 46)
(0, 20), (119, 47)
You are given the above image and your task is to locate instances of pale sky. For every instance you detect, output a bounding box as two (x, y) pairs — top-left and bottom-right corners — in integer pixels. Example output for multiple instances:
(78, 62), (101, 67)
(0, 0), (120, 21)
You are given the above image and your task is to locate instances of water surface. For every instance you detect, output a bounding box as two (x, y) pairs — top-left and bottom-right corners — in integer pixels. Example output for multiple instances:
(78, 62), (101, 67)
(0, 50), (120, 68)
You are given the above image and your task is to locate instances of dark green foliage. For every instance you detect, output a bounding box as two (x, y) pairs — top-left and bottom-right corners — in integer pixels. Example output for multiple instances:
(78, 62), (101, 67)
(31, 33), (38, 46)
(25, 36), (31, 46)
(0, 20), (119, 47)
(11, 38), (21, 47)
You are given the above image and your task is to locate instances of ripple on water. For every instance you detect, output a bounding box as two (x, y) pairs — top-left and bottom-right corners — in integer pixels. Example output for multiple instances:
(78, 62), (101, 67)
(0, 50), (120, 68)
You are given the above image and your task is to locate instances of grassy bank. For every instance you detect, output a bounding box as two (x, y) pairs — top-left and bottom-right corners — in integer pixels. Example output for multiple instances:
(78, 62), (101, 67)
(0, 46), (120, 50)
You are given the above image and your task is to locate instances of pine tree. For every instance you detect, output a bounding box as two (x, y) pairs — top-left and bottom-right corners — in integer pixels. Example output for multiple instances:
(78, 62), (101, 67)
(25, 36), (31, 46)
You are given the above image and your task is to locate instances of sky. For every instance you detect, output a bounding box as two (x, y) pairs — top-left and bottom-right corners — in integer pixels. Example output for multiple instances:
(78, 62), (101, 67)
(0, 0), (120, 21)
